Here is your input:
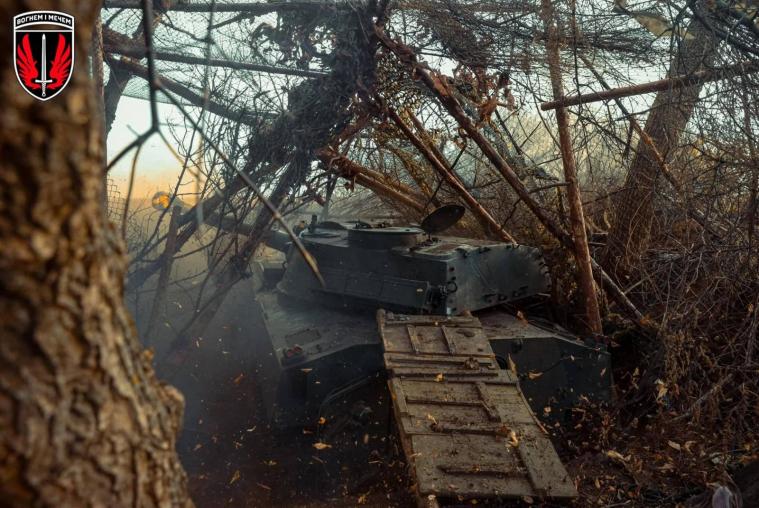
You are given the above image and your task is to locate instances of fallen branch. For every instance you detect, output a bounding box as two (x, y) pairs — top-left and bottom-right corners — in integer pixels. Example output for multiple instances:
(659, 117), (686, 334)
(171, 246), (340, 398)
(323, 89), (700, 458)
(542, 0), (602, 335)
(316, 148), (427, 213)
(540, 60), (759, 111)
(387, 107), (515, 243)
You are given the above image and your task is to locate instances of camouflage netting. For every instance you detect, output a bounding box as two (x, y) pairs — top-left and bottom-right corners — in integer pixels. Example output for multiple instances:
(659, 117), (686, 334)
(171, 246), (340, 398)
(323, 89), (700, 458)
(104, 2), (320, 112)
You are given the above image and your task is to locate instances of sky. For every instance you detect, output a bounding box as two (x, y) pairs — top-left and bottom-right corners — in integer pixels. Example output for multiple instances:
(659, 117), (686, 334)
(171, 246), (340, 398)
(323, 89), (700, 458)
(107, 96), (194, 201)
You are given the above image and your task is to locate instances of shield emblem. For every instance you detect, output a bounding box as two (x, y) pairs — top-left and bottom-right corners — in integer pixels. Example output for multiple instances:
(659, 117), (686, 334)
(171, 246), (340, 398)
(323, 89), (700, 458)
(13, 11), (74, 101)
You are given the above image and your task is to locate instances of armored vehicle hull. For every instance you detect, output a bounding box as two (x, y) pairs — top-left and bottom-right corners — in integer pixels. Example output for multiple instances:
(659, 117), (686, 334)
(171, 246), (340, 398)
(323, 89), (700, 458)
(250, 288), (611, 429)
(251, 217), (611, 429)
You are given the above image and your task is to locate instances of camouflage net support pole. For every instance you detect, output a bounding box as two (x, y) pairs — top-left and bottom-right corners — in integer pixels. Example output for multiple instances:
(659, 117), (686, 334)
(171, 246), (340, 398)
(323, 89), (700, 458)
(541, 0), (602, 335)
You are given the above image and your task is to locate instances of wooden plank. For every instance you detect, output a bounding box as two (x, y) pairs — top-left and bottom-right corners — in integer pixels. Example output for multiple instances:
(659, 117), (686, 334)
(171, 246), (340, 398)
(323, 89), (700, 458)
(515, 425), (577, 498)
(383, 321), (491, 357)
(440, 326), (457, 354)
(407, 324), (421, 354)
(379, 311), (577, 503)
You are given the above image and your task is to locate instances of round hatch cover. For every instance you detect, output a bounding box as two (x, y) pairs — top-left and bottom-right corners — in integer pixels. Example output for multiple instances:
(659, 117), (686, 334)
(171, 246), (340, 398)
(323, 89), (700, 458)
(420, 204), (465, 234)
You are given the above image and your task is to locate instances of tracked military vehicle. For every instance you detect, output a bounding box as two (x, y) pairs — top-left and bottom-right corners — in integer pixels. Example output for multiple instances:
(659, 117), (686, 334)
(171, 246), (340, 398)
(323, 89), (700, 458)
(251, 205), (611, 426)
(248, 205), (611, 503)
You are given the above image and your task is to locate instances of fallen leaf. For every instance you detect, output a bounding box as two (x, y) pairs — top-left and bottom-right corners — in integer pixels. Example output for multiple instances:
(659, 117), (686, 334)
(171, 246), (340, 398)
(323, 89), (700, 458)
(516, 310), (528, 324)
(605, 450), (630, 463)
(318, 417), (327, 425)
(655, 379), (668, 400)
(229, 470), (240, 485)
(507, 355), (518, 376)
(233, 373), (244, 385)
(435, 373), (444, 382)
(527, 371), (542, 380)
(313, 442), (332, 450)
(667, 440), (681, 451)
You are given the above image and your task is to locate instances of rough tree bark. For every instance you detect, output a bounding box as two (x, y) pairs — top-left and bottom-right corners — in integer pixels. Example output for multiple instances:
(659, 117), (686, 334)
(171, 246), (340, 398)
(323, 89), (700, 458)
(0, 2), (192, 506)
(605, 11), (718, 273)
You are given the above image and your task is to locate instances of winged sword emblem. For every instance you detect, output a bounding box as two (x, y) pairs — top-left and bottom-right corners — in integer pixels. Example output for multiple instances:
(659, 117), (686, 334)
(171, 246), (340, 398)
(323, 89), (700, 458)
(16, 34), (40, 90)
(13, 11), (75, 101)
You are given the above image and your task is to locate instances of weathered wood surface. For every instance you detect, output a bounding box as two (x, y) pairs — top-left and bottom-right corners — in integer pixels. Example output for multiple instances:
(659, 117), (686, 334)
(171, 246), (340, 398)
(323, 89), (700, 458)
(0, 1), (192, 505)
(378, 311), (576, 504)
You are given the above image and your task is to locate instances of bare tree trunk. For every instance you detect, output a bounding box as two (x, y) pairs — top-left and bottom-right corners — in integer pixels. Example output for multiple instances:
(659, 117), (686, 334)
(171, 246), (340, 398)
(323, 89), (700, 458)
(605, 13), (718, 273)
(541, 0), (602, 335)
(740, 79), (758, 263)
(0, 2), (192, 506)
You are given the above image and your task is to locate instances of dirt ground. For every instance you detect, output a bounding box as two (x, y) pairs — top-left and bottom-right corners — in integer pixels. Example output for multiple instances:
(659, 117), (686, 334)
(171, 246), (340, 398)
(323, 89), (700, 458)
(130, 257), (757, 508)
(158, 334), (758, 508)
